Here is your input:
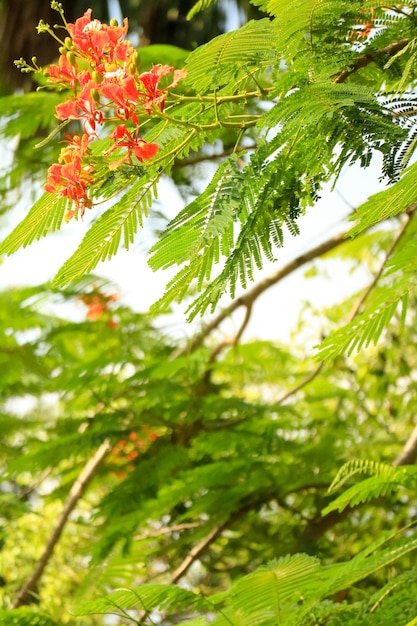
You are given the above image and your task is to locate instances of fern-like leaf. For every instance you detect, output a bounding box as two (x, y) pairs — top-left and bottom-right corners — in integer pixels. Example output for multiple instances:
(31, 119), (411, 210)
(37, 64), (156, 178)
(184, 19), (278, 93)
(0, 193), (69, 254)
(0, 92), (62, 140)
(52, 174), (157, 287)
(226, 554), (320, 625)
(149, 155), (242, 307)
(0, 609), (59, 625)
(74, 584), (213, 618)
(322, 459), (417, 514)
(186, 0), (220, 20)
(350, 162), (417, 236)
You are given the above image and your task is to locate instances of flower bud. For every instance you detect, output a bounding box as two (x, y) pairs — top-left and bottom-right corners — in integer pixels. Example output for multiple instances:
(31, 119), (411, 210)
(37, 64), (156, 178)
(104, 62), (117, 73)
(133, 51), (141, 71)
(66, 51), (77, 66)
(91, 88), (101, 103)
(127, 51), (141, 75)
(92, 70), (103, 84)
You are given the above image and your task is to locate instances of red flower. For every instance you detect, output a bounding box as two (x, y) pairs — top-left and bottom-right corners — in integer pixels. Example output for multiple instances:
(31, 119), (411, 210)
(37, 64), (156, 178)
(67, 10), (107, 66)
(107, 124), (158, 166)
(67, 9), (133, 68)
(84, 297), (104, 320)
(79, 289), (119, 319)
(46, 54), (80, 90)
(45, 157), (92, 218)
(40, 8), (188, 216)
(100, 70), (139, 124)
(44, 134), (94, 219)
(350, 8), (375, 40)
(55, 79), (103, 130)
(137, 65), (187, 112)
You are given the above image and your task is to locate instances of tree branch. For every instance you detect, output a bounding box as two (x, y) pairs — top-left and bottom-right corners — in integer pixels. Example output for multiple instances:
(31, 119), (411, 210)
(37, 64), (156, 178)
(133, 522), (201, 542)
(135, 509), (250, 623)
(169, 522), (228, 584)
(394, 425), (417, 466)
(173, 144), (256, 169)
(277, 362), (325, 404)
(177, 227), (352, 357)
(207, 302), (253, 364)
(346, 213), (412, 323)
(334, 38), (409, 83)
(12, 440), (112, 608)
(277, 213), (413, 405)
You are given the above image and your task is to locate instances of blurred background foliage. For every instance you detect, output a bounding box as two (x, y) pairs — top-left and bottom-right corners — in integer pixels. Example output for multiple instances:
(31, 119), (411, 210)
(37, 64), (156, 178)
(0, 272), (417, 622)
(1, 0), (417, 624)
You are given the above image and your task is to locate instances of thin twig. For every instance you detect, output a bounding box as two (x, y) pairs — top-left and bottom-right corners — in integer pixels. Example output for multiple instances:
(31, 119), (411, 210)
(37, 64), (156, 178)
(346, 213), (412, 323)
(18, 467), (52, 501)
(173, 144), (256, 169)
(207, 302), (253, 365)
(12, 440), (112, 608)
(277, 214), (413, 405)
(133, 522), (201, 542)
(277, 362), (325, 404)
(135, 510), (248, 623)
(168, 507), (250, 585)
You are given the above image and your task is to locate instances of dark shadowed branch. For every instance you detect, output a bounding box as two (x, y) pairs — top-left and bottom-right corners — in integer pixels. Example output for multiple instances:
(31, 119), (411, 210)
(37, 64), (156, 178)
(334, 38), (409, 83)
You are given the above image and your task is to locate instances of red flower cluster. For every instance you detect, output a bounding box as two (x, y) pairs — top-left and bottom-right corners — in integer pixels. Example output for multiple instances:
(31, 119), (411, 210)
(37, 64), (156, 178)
(350, 7), (376, 40)
(41, 7), (186, 220)
(78, 286), (119, 325)
(110, 428), (159, 478)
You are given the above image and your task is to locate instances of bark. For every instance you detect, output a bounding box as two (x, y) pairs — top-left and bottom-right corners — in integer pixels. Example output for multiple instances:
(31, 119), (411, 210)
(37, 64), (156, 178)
(12, 440), (111, 608)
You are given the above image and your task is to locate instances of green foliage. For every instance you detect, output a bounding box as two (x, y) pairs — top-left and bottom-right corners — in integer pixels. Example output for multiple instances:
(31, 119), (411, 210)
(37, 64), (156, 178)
(74, 532), (417, 625)
(0, 193), (69, 252)
(3, 2), (417, 626)
(183, 19), (278, 92)
(186, 0), (220, 20)
(1, 276), (417, 623)
(0, 609), (59, 625)
(350, 163), (417, 236)
(75, 584), (213, 620)
(323, 459), (417, 514)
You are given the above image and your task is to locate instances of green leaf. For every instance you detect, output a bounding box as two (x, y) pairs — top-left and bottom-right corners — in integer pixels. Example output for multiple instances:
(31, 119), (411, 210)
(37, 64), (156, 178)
(349, 162), (417, 236)
(0, 193), (68, 255)
(74, 584), (213, 617)
(186, 0), (220, 20)
(52, 174), (157, 287)
(323, 460), (417, 514)
(138, 44), (189, 71)
(0, 609), (59, 625)
(227, 554), (320, 625)
(184, 19), (278, 92)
